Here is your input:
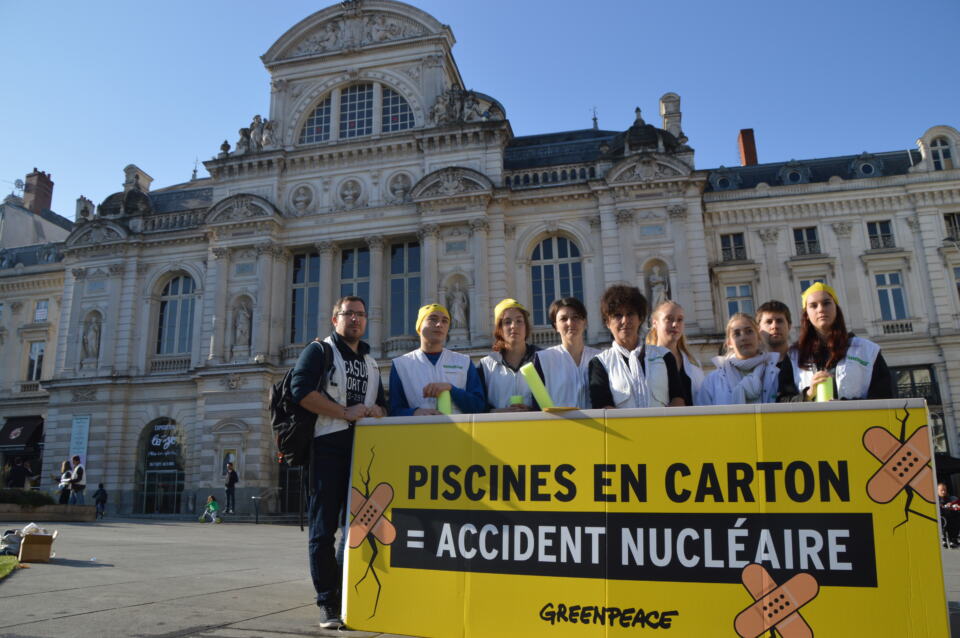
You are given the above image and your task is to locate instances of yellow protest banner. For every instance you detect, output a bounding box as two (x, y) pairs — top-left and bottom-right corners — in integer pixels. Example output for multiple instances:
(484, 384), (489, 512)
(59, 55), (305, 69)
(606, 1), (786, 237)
(344, 399), (948, 637)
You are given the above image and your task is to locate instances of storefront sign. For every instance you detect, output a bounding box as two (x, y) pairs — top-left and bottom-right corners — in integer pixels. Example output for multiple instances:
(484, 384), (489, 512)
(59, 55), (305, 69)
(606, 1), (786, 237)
(344, 400), (947, 637)
(145, 420), (182, 470)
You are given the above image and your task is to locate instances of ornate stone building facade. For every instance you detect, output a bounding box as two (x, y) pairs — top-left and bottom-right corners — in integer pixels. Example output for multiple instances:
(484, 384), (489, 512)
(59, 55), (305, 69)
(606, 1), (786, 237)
(7, 1), (960, 513)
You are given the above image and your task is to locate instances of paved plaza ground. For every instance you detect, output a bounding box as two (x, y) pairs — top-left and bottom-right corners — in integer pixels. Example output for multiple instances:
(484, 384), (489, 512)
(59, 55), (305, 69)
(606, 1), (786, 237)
(0, 519), (958, 637)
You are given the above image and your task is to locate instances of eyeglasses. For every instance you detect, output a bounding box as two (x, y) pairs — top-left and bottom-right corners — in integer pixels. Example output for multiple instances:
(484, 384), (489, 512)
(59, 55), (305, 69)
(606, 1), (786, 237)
(337, 311), (367, 319)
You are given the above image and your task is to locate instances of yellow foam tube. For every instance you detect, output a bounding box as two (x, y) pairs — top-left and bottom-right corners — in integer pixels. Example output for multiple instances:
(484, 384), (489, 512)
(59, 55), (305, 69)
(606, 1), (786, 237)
(437, 390), (452, 414)
(519, 362), (554, 409)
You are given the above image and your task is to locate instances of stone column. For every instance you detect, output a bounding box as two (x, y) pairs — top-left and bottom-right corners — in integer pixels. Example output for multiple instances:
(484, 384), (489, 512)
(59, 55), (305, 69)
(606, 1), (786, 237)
(316, 241), (336, 337)
(616, 210), (636, 285)
(905, 214), (939, 334)
(268, 246), (288, 364)
(205, 247), (229, 365)
(419, 224), (440, 304)
(757, 227), (782, 304)
(59, 268), (82, 373)
(679, 195), (713, 334)
(831, 221), (865, 333)
(253, 242), (275, 361)
(470, 218), (491, 343)
(598, 199), (621, 285)
(365, 235), (385, 356)
(112, 262), (140, 373)
(586, 216), (604, 343)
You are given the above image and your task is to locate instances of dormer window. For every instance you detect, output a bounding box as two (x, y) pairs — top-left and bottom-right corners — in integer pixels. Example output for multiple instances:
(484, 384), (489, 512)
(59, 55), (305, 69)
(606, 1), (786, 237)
(298, 82), (415, 145)
(931, 137), (954, 171)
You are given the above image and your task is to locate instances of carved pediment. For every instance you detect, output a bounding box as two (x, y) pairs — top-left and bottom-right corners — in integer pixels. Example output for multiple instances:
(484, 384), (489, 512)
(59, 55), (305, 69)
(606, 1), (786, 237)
(67, 220), (127, 247)
(410, 167), (493, 201)
(205, 194), (280, 225)
(608, 154), (691, 184)
(264, 3), (446, 65)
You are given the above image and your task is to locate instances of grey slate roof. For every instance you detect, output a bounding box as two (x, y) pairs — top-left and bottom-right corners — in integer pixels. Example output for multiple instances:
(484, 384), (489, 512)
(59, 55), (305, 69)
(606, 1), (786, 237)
(504, 129), (619, 170)
(150, 187), (214, 213)
(704, 149), (923, 192)
(0, 242), (64, 271)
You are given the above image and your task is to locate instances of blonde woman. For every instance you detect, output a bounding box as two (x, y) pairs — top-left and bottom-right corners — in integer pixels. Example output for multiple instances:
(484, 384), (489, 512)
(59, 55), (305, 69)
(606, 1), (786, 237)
(647, 301), (704, 406)
(699, 313), (781, 406)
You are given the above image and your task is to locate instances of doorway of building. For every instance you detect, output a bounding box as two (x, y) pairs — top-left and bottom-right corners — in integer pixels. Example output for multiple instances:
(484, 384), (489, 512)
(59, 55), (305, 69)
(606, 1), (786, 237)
(278, 464), (304, 513)
(135, 419), (185, 514)
(141, 469), (185, 513)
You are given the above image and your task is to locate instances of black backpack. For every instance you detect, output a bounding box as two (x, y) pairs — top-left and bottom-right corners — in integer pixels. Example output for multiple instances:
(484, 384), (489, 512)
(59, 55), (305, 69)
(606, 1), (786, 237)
(269, 340), (333, 467)
(269, 341), (332, 530)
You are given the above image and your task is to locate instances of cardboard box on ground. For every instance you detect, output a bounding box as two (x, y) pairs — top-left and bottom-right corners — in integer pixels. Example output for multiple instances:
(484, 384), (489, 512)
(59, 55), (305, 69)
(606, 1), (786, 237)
(18, 528), (58, 562)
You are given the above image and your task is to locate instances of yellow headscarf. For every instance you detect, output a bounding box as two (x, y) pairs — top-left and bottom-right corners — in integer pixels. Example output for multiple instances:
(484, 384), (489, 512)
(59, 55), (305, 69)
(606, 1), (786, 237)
(494, 298), (527, 324)
(415, 304), (450, 334)
(801, 282), (839, 308)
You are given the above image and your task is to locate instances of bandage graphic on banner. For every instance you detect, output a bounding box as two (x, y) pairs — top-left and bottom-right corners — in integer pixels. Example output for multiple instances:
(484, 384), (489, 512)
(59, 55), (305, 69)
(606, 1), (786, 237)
(862, 425), (934, 504)
(349, 483), (397, 548)
(734, 563), (819, 638)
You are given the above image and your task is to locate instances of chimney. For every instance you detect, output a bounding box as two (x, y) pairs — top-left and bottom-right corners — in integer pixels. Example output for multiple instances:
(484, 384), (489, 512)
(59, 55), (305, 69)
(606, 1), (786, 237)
(123, 164), (154, 193)
(738, 129), (758, 166)
(22, 168), (54, 214)
(659, 93), (682, 138)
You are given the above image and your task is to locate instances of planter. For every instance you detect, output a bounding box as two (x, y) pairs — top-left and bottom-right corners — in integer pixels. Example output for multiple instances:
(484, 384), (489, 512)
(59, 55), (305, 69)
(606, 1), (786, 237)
(0, 504), (96, 522)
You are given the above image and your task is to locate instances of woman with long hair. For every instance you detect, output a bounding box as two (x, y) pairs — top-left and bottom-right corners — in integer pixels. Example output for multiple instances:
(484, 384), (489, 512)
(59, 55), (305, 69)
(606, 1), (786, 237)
(477, 299), (540, 411)
(533, 297), (600, 409)
(57, 460), (72, 504)
(699, 313), (781, 405)
(787, 283), (892, 400)
(589, 285), (685, 409)
(647, 301), (704, 405)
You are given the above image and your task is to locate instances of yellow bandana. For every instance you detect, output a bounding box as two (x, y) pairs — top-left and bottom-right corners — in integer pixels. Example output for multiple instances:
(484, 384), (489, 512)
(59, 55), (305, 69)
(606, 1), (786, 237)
(801, 282), (839, 308)
(415, 304), (450, 334)
(494, 298), (526, 324)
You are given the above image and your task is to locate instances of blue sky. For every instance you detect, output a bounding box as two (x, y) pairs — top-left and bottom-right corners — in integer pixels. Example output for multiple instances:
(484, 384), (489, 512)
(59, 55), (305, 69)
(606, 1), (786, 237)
(1, 0), (957, 219)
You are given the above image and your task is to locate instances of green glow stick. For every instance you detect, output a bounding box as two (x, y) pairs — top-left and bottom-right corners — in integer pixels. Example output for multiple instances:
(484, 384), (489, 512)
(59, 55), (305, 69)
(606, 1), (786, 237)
(520, 362), (554, 409)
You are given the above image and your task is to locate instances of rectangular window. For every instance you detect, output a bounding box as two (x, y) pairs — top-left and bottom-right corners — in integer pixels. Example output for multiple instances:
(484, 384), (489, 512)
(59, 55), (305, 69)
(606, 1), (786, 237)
(339, 84), (374, 139)
(725, 284), (755, 318)
(389, 242), (421, 336)
(720, 233), (746, 261)
(290, 252), (321, 344)
(875, 272), (908, 320)
(27, 341), (45, 381)
(793, 227), (820, 256)
(799, 277), (826, 298)
(945, 213), (960, 240)
(340, 247), (370, 338)
(955, 266), (960, 302)
(867, 220), (895, 249)
(34, 299), (49, 322)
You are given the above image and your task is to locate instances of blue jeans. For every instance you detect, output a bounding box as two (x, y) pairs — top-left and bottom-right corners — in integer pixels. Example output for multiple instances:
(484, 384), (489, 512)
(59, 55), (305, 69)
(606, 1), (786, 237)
(69, 486), (85, 505)
(308, 429), (353, 607)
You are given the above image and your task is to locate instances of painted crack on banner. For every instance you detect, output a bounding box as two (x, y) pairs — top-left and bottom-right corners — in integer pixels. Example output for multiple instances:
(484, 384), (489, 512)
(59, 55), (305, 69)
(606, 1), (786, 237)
(349, 446), (396, 618)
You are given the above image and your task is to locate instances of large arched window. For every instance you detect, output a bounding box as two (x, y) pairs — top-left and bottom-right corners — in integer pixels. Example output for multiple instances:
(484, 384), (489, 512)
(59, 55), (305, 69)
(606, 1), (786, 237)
(298, 82), (415, 145)
(530, 236), (584, 326)
(931, 137), (954, 171)
(156, 275), (196, 355)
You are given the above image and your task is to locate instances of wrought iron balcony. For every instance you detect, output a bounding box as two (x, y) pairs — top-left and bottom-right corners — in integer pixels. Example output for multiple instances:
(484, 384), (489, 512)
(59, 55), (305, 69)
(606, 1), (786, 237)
(896, 381), (941, 406)
(721, 247), (747, 262)
(868, 235), (896, 249)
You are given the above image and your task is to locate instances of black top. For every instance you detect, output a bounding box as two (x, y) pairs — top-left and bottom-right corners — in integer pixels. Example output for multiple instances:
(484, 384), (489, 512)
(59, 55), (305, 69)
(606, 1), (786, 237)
(588, 345), (685, 409)
(225, 470), (239, 488)
(291, 332), (387, 409)
(5, 465), (30, 488)
(777, 336), (893, 401)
